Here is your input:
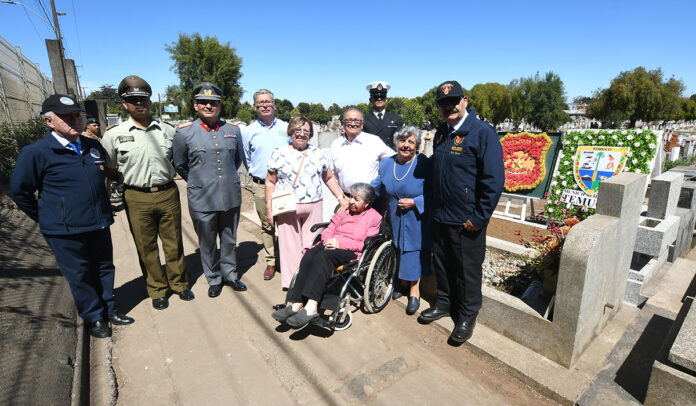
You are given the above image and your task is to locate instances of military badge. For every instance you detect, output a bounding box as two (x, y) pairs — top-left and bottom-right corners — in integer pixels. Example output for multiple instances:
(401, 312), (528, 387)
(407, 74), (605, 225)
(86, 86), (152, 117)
(441, 84), (452, 95)
(500, 132), (553, 192)
(90, 148), (101, 159)
(573, 146), (629, 195)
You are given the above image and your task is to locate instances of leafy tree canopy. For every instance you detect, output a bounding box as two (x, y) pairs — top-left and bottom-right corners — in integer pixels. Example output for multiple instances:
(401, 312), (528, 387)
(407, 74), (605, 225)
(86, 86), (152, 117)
(165, 33), (243, 119)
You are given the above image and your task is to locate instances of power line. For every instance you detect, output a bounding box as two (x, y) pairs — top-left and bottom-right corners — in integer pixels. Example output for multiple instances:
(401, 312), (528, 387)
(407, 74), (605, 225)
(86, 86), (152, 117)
(33, 0), (53, 31)
(22, 5), (44, 41)
(70, 0), (82, 66)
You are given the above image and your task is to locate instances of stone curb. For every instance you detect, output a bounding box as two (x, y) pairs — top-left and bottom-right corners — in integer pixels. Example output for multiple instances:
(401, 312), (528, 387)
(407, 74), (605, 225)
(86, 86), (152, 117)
(70, 319), (89, 406)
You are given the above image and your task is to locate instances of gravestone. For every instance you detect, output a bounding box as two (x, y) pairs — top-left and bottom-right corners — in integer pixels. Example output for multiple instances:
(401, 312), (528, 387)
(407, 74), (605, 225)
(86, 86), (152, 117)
(479, 172), (648, 367)
(626, 172), (683, 305)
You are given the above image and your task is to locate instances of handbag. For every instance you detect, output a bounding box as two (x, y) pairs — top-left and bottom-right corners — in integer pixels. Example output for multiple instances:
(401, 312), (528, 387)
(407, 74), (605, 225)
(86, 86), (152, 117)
(271, 148), (307, 217)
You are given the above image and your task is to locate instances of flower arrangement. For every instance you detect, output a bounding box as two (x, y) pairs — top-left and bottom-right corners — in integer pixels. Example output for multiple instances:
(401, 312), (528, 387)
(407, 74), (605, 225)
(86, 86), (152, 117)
(545, 129), (658, 222)
(500, 132), (553, 192)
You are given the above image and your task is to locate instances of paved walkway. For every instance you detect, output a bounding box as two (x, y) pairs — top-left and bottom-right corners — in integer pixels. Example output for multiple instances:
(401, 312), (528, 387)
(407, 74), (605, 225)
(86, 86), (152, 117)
(106, 181), (555, 405)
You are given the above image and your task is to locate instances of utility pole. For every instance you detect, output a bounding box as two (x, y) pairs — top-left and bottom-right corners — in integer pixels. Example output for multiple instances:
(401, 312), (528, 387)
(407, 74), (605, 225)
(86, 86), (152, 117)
(45, 0), (72, 97)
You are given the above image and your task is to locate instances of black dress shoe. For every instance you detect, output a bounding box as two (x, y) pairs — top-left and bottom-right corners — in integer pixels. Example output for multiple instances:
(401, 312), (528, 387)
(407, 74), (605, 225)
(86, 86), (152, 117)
(406, 296), (420, 315)
(449, 317), (477, 344)
(208, 284), (223, 298)
(228, 279), (247, 292)
(89, 320), (112, 338)
(152, 297), (169, 310)
(418, 307), (449, 324)
(108, 312), (134, 325)
(178, 289), (195, 301)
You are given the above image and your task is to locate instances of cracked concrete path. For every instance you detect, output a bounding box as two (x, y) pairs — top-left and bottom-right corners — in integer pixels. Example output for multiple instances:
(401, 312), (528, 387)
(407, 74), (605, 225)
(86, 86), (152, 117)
(109, 181), (555, 405)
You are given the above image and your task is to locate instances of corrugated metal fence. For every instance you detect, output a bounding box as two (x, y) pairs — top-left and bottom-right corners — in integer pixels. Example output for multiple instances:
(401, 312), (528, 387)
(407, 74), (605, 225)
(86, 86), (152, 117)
(0, 35), (53, 127)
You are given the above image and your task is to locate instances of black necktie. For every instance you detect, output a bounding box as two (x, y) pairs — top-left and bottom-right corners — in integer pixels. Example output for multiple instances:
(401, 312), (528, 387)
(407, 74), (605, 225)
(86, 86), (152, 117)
(377, 112), (383, 121)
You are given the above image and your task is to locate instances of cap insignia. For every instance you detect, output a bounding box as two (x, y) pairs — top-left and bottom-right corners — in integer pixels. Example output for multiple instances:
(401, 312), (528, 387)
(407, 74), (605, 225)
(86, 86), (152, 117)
(377, 83), (383, 91)
(441, 84), (452, 95)
(60, 96), (74, 105)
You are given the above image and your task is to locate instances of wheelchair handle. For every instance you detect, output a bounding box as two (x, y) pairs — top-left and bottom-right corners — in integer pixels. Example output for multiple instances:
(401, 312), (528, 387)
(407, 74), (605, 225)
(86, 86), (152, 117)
(310, 222), (331, 233)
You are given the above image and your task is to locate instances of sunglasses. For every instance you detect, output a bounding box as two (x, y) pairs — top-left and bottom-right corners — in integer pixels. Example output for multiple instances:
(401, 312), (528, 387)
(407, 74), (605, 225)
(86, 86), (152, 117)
(371, 93), (387, 101)
(437, 97), (462, 108)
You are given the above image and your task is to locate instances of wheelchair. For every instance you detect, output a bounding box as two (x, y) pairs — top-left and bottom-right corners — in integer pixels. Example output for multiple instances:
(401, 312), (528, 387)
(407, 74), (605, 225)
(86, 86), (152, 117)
(278, 216), (397, 332)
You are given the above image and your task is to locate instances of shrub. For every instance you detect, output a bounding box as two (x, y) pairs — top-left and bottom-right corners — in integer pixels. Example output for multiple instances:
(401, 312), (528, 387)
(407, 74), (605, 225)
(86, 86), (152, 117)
(0, 117), (49, 184)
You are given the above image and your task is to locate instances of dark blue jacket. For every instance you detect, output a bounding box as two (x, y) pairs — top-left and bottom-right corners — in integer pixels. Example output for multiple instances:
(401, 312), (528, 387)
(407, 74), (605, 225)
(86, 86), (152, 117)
(431, 109), (504, 228)
(9, 131), (113, 235)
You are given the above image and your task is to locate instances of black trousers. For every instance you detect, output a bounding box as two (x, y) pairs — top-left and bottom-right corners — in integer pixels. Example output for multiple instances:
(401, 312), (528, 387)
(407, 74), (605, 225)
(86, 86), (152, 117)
(288, 243), (356, 302)
(431, 221), (487, 322)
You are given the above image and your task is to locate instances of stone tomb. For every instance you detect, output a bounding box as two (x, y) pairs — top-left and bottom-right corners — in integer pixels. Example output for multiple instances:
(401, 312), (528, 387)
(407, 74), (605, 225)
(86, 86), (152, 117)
(626, 172), (683, 306)
(480, 173), (648, 368)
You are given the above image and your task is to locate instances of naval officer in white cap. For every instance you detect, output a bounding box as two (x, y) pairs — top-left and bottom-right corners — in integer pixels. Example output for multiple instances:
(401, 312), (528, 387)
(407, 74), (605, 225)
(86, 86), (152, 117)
(362, 81), (403, 149)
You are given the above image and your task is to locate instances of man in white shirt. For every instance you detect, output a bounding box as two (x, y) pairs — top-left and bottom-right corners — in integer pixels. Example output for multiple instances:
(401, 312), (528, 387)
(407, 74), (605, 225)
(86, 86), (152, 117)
(241, 89), (290, 281)
(330, 108), (395, 196)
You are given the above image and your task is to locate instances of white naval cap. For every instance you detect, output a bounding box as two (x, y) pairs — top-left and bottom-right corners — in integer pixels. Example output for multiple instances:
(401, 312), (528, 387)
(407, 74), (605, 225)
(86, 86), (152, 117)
(365, 81), (391, 93)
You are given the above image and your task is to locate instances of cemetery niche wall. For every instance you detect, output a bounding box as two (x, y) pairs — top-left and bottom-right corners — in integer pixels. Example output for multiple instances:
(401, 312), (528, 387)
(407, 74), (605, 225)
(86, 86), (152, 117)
(545, 129), (660, 224)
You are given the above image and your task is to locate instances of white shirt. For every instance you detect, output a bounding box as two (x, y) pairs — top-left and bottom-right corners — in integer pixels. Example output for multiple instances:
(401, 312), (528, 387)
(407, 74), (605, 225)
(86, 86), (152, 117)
(372, 109), (385, 119)
(450, 110), (469, 132)
(330, 132), (395, 193)
(52, 131), (82, 151)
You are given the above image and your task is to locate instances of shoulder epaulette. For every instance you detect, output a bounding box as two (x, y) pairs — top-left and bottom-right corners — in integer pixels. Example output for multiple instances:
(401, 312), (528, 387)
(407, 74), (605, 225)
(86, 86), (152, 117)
(224, 120), (239, 127)
(178, 121), (193, 129)
(105, 124), (117, 131)
(162, 121), (175, 128)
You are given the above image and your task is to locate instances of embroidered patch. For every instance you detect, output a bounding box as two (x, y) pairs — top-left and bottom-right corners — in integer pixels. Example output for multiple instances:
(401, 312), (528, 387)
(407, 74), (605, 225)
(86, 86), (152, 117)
(118, 135), (135, 143)
(223, 134), (236, 138)
(90, 148), (101, 159)
(60, 96), (74, 105)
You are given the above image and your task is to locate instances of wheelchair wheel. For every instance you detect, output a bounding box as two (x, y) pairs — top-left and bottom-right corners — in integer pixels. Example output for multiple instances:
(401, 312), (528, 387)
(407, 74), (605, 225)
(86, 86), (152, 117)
(334, 294), (353, 331)
(363, 241), (397, 314)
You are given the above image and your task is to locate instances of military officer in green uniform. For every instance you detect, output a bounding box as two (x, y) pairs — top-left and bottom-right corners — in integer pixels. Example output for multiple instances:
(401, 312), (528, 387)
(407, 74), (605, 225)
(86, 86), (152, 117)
(173, 82), (247, 298)
(101, 75), (194, 310)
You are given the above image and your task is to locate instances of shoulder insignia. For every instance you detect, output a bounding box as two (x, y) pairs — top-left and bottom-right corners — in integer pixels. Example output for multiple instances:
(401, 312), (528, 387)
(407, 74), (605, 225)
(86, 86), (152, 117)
(225, 120), (239, 127)
(104, 124), (118, 132)
(162, 121), (175, 128)
(178, 121), (193, 129)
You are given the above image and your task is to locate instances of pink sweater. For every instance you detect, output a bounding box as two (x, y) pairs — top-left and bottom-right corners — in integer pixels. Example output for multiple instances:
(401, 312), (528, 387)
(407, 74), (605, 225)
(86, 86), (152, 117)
(321, 208), (382, 257)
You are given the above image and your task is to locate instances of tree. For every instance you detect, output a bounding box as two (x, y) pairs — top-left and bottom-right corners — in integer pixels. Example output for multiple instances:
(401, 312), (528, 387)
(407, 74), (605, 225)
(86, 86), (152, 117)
(308, 103), (330, 124)
(587, 67), (686, 128)
(296, 102), (310, 115)
(468, 82), (513, 127)
(402, 99), (426, 127)
(327, 103), (342, 118)
(165, 33), (243, 119)
(86, 84), (121, 115)
(386, 97), (407, 116)
(275, 98), (294, 121)
(526, 72), (569, 131)
(508, 77), (536, 128)
(235, 102), (255, 124)
(414, 86), (443, 130)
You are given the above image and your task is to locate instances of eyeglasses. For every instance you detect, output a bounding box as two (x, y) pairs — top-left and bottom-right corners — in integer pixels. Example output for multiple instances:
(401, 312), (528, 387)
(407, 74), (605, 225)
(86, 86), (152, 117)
(293, 129), (310, 135)
(124, 96), (149, 104)
(254, 101), (274, 106)
(196, 100), (220, 106)
(437, 97), (462, 108)
(342, 118), (363, 124)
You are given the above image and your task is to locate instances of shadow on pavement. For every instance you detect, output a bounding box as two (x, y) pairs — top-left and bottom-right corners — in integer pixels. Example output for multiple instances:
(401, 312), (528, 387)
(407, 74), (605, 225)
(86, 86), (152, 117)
(237, 241), (262, 279)
(114, 276), (147, 314)
(614, 314), (673, 403)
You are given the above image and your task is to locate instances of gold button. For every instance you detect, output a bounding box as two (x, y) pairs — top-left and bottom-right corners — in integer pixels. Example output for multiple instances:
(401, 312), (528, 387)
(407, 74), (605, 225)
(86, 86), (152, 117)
(213, 136), (217, 139)
(217, 159), (220, 163)
(218, 168), (222, 171)
(215, 143), (218, 146)
(198, 160), (201, 163)
(217, 151), (220, 155)
(218, 175), (222, 178)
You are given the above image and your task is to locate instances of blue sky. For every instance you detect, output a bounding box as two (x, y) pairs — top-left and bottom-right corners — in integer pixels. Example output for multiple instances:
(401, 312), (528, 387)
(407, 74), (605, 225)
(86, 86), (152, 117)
(1, 0), (694, 107)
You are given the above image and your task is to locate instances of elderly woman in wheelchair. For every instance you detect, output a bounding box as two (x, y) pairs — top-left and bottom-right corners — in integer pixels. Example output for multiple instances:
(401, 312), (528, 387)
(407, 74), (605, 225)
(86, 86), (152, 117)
(272, 183), (395, 330)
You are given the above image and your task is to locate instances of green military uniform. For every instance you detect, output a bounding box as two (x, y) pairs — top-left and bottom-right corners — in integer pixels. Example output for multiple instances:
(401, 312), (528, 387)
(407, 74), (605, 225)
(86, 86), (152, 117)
(102, 116), (189, 299)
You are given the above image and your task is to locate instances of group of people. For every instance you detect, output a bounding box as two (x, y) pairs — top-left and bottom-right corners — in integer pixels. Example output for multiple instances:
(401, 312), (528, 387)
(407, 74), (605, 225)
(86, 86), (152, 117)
(9, 76), (504, 345)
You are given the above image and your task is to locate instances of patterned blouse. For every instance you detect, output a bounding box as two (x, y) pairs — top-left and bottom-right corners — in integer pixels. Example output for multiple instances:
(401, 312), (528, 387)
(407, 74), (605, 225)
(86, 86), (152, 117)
(268, 144), (329, 203)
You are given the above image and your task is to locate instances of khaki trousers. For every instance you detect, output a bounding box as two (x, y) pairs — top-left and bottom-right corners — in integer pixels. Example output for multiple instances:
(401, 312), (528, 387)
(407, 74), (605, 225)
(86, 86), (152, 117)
(252, 181), (277, 266)
(124, 186), (188, 299)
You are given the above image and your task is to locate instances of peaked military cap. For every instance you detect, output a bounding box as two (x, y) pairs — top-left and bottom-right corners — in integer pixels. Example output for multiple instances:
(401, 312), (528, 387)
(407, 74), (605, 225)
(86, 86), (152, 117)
(366, 81), (391, 97)
(118, 75), (152, 98)
(193, 82), (223, 100)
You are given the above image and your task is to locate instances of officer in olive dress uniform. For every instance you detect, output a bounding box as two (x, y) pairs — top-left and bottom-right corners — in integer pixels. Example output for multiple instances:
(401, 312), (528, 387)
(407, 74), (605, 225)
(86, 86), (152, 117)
(362, 81), (403, 149)
(101, 75), (194, 310)
(173, 82), (247, 298)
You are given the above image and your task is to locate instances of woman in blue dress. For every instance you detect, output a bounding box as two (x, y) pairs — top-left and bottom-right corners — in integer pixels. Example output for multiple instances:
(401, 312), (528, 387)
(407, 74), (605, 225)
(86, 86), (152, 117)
(371, 125), (431, 315)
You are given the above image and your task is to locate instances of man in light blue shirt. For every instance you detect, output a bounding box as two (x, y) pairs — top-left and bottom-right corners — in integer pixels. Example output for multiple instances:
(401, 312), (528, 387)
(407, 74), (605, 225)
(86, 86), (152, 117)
(241, 89), (289, 280)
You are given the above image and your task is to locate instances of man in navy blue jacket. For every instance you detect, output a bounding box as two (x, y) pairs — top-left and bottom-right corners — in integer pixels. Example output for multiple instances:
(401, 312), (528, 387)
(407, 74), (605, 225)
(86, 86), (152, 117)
(418, 81), (504, 345)
(9, 94), (134, 338)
